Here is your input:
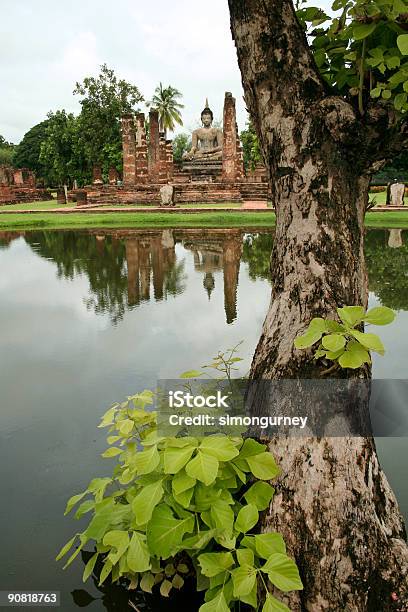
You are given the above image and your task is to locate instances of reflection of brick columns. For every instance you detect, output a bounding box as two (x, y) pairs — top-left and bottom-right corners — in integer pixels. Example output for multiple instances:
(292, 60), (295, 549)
(223, 234), (243, 324)
(151, 235), (164, 300)
(121, 114), (136, 185)
(161, 230), (176, 270)
(139, 241), (151, 301)
(125, 238), (140, 306)
(148, 110), (160, 182)
(388, 229), (403, 248)
(95, 235), (105, 255)
(222, 92), (244, 182)
(135, 113), (149, 184)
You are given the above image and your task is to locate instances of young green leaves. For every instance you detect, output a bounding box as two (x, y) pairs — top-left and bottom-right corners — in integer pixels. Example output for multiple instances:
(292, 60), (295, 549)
(294, 305), (395, 370)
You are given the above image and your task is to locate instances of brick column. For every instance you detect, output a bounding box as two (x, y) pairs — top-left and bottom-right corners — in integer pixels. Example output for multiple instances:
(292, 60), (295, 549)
(222, 92), (244, 182)
(121, 114), (136, 185)
(158, 133), (168, 183)
(135, 113), (149, 184)
(148, 110), (160, 182)
(166, 140), (174, 182)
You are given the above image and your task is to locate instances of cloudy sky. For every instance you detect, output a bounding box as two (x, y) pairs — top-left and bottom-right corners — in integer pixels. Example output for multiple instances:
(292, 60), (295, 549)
(0, 0), (247, 144)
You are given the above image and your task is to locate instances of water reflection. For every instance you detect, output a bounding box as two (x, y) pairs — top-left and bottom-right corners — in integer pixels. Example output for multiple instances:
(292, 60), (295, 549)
(0, 227), (407, 611)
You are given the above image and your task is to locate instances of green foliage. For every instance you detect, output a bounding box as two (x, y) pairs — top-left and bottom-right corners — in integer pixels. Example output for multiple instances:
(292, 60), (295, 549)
(57, 361), (302, 610)
(294, 305), (395, 369)
(39, 110), (89, 187)
(149, 83), (184, 134)
(0, 135), (15, 166)
(74, 63), (143, 176)
(13, 120), (50, 179)
(173, 133), (192, 163)
(240, 121), (262, 171)
(296, 0), (408, 114)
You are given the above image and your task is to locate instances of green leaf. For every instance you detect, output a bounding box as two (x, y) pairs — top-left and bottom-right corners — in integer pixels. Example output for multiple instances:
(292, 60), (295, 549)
(127, 532), (151, 573)
(353, 23), (377, 40)
(160, 579), (173, 597)
(237, 548), (254, 566)
(294, 329), (323, 349)
(364, 306), (395, 326)
(82, 552), (98, 582)
(164, 445), (195, 474)
(244, 481), (275, 510)
(397, 34), (408, 56)
(103, 530), (130, 565)
(262, 553), (303, 592)
(337, 306), (365, 327)
(198, 552), (234, 577)
(231, 564), (257, 597)
(255, 533), (286, 558)
(102, 446), (122, 458)
(180, 370), (203, 378)
(262, 594), (291, 612)
(131, 480), (164, 526)
(349, 330), (385, 355)
(338, 341), (370, 369)
(371, 87), (382, 98)
(235, 503), (259, 533)
(99, 560), (112, 585)
(238, 438), (267, 459)
(172, 470), (196, 496)
(64, 492), (86, 515)
(133, 445), (160, 475)
(211, 500), (235, 538)
(199, 435), (239, 461)
(118, 418), (134, 435)
(186, 451), (219, 486)
(246, 452), (280, 480)
(75, 500), (94, 519)
(321, 334), (346, 352)
(140, 573), (155, 593)
(199, 591), (229, 612)
(98, 406), (117, 428)
(147, 504), (194, 558)
(56, 535), (77, 561)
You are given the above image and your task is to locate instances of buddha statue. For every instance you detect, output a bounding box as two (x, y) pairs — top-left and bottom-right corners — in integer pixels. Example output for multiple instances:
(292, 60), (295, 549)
(183, 100), (223, 162)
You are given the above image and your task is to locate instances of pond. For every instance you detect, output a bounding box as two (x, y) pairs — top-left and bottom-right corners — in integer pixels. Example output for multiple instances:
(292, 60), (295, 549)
(0, 227), (407, 611)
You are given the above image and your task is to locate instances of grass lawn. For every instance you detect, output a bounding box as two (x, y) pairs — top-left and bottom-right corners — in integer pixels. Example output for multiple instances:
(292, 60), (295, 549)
(369, 191), (387, 206)
(0, 200), (66, 211)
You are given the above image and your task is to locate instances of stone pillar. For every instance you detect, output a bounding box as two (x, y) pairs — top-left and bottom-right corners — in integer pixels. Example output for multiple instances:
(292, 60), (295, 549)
(223, 233), (243, 324)
(135, 113), (149, 184)
(92, 165), (103, 184)
(73, 189), (88, 206)
(126, 238), (140, 306)
(388, 229), (403, 248)
(222, 92), (244, 182)
(121, 114), (136, 185)
(108, 167), (119, 184)
(148, 110), (160, 182)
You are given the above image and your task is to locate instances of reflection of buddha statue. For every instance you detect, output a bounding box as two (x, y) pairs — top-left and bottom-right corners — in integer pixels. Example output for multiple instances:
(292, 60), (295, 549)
(183, 100), (223, 161)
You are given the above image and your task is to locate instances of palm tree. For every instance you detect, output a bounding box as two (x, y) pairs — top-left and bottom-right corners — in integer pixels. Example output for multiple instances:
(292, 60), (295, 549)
(149, 83), (184, 136)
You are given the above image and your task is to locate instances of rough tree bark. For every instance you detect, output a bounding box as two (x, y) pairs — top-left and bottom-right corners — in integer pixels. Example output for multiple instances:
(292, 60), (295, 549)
(228, 1), (408, 610)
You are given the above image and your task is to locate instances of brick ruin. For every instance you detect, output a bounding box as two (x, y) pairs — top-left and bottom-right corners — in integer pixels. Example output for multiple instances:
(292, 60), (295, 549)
(0, 165), (52, 205)
(83, 92), (268, 206)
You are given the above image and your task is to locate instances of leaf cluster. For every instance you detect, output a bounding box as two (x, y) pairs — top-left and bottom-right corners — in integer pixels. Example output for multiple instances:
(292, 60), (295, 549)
(57, 388), (302, 610)
(297, 0), (408, 113)
(294, 305), (395, 369)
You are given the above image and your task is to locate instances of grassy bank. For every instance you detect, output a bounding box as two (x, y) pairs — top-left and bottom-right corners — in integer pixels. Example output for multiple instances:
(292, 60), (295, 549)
(0, 211), (277, 231)
(1, 203), (408, 231)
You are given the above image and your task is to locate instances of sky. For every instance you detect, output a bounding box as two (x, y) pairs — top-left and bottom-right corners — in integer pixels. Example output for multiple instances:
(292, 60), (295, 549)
(0, 0), (247, 144)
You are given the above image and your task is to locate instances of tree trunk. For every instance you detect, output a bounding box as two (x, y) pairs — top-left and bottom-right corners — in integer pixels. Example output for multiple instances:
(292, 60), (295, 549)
(228, 0), (408, 609)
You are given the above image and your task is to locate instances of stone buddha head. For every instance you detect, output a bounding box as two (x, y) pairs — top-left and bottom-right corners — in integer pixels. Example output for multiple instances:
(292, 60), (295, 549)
(201, 100), (214, 128)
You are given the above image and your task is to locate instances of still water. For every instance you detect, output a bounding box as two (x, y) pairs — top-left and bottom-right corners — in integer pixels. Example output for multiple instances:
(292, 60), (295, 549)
(0, 228), (407, 611)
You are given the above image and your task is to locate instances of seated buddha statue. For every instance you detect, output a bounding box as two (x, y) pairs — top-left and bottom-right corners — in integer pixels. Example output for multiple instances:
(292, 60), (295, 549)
(183, 100), (223, 162)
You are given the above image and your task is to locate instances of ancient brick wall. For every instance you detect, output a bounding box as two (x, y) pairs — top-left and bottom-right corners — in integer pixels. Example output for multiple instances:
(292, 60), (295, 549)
(121, 114), (136, 185)
(135, 113), (148, 184)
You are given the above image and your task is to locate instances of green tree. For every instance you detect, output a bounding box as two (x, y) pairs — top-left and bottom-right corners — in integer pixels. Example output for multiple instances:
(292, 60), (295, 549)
(13, 120), (50, 177)
(39, 110), (87, 187)
(240, 120), (262, 171)
(228, 0), (408, 607)
(74, 64), (143, 176)
(149, 83), (184, 135)
(172, 133), (191, 163)
(0, 136), (15, 166)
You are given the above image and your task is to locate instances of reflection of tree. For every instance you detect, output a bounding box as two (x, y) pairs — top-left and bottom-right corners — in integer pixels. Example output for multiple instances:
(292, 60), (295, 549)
(241, 232), (273, 282)
(24, 231), (186, 324)
(25, 232), (129, 324)
(365, 229), (408, 310)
